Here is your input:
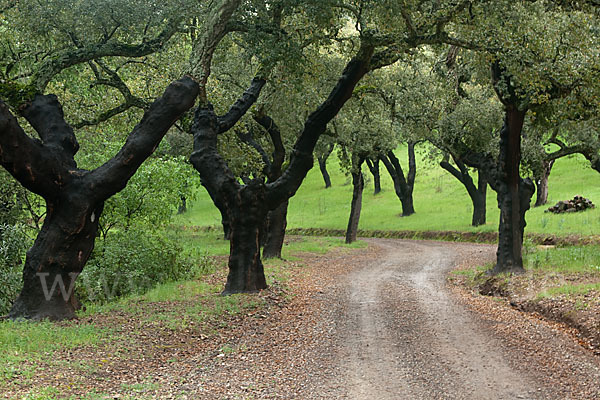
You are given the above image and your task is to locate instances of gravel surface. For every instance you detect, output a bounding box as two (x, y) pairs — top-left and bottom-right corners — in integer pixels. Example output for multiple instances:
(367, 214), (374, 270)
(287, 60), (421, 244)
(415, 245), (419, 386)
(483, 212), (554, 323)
(334, 240), (537, 399)
(176, 239), (600, 399)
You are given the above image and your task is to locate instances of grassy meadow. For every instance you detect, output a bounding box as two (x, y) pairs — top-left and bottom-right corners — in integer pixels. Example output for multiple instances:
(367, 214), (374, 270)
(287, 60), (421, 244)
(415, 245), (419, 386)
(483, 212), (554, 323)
(177, 147), (600, 237)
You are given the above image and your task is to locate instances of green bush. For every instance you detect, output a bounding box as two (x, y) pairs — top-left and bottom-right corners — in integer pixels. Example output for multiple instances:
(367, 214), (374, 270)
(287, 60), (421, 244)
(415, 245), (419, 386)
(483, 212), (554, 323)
(0, 224), (29, 315)
(77, 227), (194, 304)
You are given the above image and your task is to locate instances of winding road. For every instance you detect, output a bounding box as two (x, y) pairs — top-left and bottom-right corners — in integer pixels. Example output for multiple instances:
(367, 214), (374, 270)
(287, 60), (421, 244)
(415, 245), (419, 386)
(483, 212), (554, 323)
(326, 239), (600, 399)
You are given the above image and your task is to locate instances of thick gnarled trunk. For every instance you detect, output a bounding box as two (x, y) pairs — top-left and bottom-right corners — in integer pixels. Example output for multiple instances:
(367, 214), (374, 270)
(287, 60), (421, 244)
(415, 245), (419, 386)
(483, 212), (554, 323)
(225, 182), (268, 293)
(9, 198), (103, 320)
(345, 167), (364, 244)
(1, 78), (198, 320)
(191, 44), (374, 294)
(491, 109), (533, 274)
(494, 177), (534, 274)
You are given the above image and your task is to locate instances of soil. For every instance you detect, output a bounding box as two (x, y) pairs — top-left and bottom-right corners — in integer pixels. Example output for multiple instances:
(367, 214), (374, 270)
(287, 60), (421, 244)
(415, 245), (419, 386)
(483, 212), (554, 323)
(3, 239), (600, 399)
(455, 253), (600, 354)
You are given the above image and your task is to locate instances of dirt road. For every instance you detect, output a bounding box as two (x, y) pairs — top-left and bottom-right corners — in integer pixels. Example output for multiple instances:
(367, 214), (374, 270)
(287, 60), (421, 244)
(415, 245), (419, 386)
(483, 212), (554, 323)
(186, 239), (600, 399)
(12, 238), (599, 399)
(327, 239), (600, 399)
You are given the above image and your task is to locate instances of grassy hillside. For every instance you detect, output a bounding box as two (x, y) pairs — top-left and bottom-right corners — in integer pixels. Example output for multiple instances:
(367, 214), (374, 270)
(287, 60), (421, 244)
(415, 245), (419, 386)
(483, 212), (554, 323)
(177, 148), (600, 237)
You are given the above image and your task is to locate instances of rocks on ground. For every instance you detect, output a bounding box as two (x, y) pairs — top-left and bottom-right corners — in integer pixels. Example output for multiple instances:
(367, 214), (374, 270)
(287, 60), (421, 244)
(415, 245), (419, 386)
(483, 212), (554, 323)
(546, 195), (595, 214)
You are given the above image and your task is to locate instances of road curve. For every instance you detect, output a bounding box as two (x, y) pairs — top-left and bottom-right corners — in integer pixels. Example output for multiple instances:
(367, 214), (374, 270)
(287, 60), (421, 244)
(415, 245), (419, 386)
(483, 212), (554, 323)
(330, 239), (592, 400)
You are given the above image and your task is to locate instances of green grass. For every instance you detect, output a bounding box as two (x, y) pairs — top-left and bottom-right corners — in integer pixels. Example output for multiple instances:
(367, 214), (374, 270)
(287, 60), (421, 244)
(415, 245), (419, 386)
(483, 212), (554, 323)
(176, 148), (600, 237)
(537, 283), (600, 299)
(79, 231), (362, 330)
(0, 229), (364, 397)
(525, 244), (600, 274)
(0, 320), (108, 383)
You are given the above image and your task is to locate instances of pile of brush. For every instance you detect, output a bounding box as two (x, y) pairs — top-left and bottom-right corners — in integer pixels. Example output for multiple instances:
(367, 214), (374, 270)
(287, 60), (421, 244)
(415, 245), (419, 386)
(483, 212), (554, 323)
(546, 195), (595, 213)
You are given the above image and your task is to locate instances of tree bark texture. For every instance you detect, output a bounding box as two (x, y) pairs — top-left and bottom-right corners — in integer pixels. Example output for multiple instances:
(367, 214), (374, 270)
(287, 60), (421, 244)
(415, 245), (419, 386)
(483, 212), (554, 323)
(226, 181), (268, 293)
(482, 63), (535, 274)
(190, 79), (267, 294)
(534, 159), (554, 207)
(492, 109), (534, 274)
(262, 200), (288, 259)
(345, 166), (364, 244)
(380, 143), (416, 216)
(0, 78), (198, 320)
(474, 169), (488, 226)
(365, 157), (381, 195)
(440, 156), (487, 226)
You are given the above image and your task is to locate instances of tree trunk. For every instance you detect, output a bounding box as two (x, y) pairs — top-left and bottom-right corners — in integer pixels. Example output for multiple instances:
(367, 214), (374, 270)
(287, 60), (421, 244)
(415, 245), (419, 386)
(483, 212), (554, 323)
(225, 182), (268, 294)
(318, 153), (332, 188)
(262, 200), (288, 259)
(491, 109), (534, 274)
(190, 79), (268, 293)
(439, 156), (487, 226)
(1, 78), (198, 320)
(9, 198), (103, 320)
(192, 44), (374, 294)
(534, 159), (554, 207)
(177, 196), (187, 214)
(345, 165), (364, 244)
(380, 145), (416, 216)
(365, 157), (381, 195)
(473, 170), (487, 226)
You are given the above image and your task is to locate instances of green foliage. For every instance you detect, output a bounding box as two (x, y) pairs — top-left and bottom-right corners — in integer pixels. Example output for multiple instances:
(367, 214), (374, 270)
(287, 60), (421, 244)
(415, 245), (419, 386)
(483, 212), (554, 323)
(75, 134), (198, 236)
(0, 81), (36, 107)
(77, 228), (195, 304)
(0, 169), (25, 226)
(100, 157), (198, 236)
(0, 224), (29, 315)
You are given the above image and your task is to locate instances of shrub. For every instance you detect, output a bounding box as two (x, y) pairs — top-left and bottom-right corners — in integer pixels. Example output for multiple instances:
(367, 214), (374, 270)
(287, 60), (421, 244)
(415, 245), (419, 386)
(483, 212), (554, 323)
(0, 224), (29, 315)
(77, 227), (194, 304)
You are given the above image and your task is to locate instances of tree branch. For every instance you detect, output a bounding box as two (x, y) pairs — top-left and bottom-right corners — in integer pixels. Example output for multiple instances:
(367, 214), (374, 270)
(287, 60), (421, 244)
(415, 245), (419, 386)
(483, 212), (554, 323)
(87, 77), (199, 201)
(72, 61), (150, 128)
(187, 0), (242, 102)
(236, 128), (272, 171)
(20, 94), (79, 157)
(217, 77), (267, 133)
(265, 40), (375, 209)
(31, 18), (182, 92)
(0, 101), (62, 197)
(253, 110), (285, 181)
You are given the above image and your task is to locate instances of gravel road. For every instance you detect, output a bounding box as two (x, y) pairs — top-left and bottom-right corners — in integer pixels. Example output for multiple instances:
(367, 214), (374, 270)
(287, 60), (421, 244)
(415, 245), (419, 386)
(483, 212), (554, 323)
(324, 239), (600, 399)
